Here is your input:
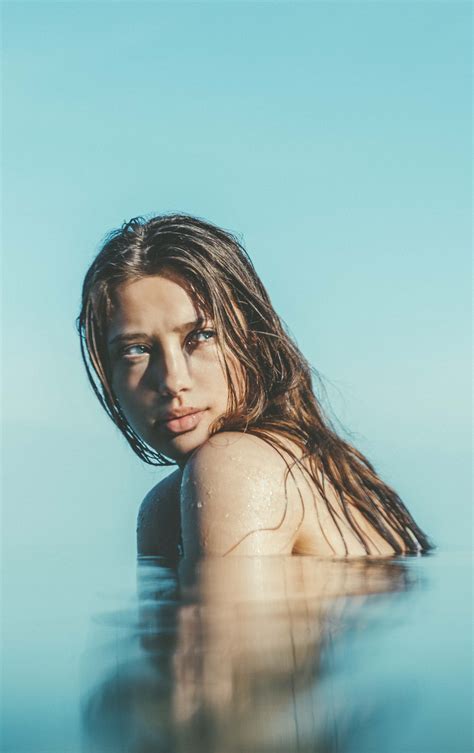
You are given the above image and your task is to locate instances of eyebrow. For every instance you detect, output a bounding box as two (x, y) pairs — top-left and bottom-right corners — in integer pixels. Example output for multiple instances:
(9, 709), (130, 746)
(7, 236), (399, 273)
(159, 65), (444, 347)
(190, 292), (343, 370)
(107, 318), (206, 347)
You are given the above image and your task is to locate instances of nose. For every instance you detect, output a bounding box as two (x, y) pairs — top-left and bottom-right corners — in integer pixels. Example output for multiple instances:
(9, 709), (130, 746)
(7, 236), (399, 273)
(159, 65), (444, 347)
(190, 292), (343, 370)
(148, 344), (192, 397)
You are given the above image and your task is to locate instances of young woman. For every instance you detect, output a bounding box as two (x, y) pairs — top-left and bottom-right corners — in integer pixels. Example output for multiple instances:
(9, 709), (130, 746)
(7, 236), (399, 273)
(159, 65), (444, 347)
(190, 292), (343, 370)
(78, 214), (432, 559)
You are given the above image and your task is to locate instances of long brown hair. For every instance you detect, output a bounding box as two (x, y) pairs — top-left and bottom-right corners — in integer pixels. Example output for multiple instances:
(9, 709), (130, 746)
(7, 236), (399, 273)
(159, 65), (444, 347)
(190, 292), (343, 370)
(78, 213), (432, 555)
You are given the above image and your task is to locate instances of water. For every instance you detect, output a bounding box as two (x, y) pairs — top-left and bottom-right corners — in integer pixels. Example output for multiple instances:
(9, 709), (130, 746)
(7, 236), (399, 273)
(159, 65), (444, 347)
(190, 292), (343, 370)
(2, 550), (471, 753)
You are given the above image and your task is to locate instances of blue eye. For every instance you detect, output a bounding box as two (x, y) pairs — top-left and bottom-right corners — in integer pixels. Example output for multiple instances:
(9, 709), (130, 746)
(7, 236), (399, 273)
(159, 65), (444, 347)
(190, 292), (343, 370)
(121, 344), (149, 358)
(188, 329), (216, 346)
(196, 329), (216, 341)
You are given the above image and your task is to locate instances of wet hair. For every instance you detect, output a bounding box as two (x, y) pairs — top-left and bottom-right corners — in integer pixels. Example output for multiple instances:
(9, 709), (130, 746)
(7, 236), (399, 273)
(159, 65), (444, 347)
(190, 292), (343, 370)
(78, 213), (433, 555)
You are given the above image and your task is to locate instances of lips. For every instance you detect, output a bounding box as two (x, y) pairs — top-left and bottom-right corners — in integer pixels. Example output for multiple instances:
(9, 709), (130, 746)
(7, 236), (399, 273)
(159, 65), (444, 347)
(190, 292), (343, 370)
(159, 409), (206, 435)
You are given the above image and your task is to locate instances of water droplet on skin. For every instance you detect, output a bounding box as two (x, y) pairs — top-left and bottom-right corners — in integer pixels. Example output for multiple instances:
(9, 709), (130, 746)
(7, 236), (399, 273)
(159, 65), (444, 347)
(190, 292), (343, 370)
(197, 502), (203, 509)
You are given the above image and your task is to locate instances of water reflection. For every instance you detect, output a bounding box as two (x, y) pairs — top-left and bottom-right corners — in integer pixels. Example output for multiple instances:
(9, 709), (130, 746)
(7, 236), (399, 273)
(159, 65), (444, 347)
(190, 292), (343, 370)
(81, 556), (413, 753)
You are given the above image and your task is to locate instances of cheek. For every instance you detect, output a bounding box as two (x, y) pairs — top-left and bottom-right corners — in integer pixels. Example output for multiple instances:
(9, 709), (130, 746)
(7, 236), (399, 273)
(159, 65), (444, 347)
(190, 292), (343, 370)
(222, 353), (245, 404)
(111, 358), (147, 394)
(111, 370), (133, 403)
(194, 350), (230, 403)
(111, 369), (148, 422)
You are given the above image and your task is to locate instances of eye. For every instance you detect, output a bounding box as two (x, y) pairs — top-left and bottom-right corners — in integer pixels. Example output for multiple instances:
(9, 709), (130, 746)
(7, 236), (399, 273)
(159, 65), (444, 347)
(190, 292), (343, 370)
(186, 328), (216, 348)
(120, 344), (150, 359)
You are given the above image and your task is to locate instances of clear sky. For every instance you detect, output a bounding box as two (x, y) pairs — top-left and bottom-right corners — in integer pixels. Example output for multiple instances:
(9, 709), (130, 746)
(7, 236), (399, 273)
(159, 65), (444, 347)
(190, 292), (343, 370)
(2, 1), (472, 572)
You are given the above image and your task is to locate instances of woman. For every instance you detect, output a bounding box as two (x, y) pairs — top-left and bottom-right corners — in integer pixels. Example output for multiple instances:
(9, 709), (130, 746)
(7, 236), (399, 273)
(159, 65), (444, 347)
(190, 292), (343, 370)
(78, 213), (432, 559)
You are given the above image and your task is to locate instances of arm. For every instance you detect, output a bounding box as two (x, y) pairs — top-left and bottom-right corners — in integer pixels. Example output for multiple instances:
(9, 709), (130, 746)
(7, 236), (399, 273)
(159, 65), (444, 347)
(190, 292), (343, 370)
(180, 433), (302, 559)
(137, 468), (182, 558)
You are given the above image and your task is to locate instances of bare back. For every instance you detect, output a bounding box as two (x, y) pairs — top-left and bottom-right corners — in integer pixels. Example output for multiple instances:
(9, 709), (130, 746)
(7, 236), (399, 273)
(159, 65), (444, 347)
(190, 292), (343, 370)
(138, 432), (407, 559)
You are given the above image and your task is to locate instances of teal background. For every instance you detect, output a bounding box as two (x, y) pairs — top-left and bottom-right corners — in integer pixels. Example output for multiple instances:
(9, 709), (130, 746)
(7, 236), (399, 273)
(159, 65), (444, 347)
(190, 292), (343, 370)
(1, 3), (471, 752)
(2, 2), (471, 589)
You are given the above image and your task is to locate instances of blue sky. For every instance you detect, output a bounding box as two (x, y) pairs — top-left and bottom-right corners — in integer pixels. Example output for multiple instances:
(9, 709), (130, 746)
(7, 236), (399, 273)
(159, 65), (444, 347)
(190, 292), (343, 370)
(2, 1), (471, 566)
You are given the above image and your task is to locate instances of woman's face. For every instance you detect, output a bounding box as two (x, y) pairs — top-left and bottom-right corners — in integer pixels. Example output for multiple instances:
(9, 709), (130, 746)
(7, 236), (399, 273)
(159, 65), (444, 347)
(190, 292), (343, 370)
(107, 275), (233, 464)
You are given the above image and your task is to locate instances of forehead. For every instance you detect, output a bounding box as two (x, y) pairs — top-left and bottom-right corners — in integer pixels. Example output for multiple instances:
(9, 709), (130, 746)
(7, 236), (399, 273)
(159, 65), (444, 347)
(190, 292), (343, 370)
(108, 275), (202, 333)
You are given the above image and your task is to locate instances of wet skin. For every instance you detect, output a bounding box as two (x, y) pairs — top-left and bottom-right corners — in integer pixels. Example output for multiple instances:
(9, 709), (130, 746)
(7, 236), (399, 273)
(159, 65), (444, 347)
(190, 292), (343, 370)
(108, 275), (404, 559)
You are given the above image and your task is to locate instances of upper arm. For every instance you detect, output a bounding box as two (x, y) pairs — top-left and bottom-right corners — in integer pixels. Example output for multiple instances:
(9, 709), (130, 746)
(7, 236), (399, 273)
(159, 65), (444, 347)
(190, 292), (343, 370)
(180, 433), (302, 558)
(137, 469), (182, 557)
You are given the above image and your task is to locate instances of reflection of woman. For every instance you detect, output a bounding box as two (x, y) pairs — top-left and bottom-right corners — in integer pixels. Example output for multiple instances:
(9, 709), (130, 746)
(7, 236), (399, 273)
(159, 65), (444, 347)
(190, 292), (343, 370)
(82, 556), (413, 753)
(78, 214), (432, 557)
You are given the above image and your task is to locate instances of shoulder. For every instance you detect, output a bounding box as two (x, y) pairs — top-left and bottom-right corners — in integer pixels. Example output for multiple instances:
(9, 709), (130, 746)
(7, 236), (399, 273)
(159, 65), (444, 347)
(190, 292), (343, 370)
(137, 468), (182, 557)
(187, 430), (288, 471)
(140, 468), (182, 509)
(183, 431), (296, 498)
(180, 432), (303, 557)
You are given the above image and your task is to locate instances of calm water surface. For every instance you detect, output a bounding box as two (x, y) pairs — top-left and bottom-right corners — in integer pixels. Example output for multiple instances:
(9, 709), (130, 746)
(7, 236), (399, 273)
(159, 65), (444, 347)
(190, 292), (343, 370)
(2, 550), (472, 753)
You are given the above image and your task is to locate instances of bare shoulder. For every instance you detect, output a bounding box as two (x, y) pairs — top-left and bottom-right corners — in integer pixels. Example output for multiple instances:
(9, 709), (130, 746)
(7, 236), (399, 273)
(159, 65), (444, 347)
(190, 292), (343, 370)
(180, 432), (303, 557)
(183, 431), (295, 493)
(190, 430), (289, 463)
(137, 468), (182, 557)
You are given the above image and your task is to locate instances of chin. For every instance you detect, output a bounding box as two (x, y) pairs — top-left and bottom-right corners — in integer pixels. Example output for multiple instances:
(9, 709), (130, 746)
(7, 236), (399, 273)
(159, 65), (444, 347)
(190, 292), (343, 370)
(159, 425), (211, 464)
